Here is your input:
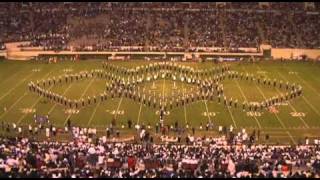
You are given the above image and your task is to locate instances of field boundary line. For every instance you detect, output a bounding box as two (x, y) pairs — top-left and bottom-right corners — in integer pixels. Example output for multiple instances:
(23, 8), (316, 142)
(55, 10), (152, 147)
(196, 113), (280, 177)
(234, 80), (262, 129)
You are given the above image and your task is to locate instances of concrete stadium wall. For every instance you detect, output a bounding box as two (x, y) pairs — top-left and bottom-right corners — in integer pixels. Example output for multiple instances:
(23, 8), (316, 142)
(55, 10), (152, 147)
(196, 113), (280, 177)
(3, 42), (320, 61)
(271, 48), (320, 60)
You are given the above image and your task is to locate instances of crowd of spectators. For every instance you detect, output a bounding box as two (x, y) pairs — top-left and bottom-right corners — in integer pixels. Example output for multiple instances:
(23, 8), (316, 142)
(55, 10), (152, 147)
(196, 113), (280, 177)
(0, 132), (320, 178)
(0, 112), (320, 178)
(0, 42), (5, 50)
(0, 2), (319, 52)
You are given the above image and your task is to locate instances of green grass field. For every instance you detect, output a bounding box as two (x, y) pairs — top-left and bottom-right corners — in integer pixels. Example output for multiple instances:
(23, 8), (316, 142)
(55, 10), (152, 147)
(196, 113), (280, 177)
(0, 59), (320, 144)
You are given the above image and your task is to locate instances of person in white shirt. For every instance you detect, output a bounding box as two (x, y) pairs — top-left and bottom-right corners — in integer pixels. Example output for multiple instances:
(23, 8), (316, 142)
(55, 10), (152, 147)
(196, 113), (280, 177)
(28, 125), (32, 134)
(46, 128), (50, 137)
(230, 125), (233, 132)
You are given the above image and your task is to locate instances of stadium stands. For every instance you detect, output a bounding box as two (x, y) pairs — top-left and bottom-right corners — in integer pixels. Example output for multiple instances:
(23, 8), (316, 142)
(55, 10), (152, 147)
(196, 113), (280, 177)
(0, 2), (319, 52)
(0, 134), (319, 178)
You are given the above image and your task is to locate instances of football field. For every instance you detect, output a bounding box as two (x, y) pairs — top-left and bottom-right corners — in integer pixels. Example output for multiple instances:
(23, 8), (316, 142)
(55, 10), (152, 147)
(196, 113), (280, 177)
(0, 59), (320, 144)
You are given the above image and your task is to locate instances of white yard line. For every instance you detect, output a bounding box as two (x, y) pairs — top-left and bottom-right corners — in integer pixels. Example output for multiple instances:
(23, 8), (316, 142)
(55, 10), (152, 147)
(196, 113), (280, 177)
(182, 84), (187, 124)
(0, 93), (27, 119)
(294, 73), (320, 98)
(47, 83), (73, 114)
(88, 81), (108, 126)
(286, 131), (297, 145)
(242, 65), (296, 144)
(204, 100), (211, 123)
(275, 71), (310, 128)
(17, 87), (54, 125)
(16, 69), (55, 125)
(114, 97), (123, 119)
(162, 78), (165, 99)
(0, 67), (24, 87)
(87, 101), (101, 126)
(234, 80), (262, 129)
(63, 77), (96, 125)
(0, 71), (34, 101)
(241, 66), (286, 129)
(226, 105), (237, 128)
(137, 100), (143, 125)
(281, 66), (320, 119)
(255, 83), (287, 129)
(136, 84), (145, 125)
(302, 96), (320, 118)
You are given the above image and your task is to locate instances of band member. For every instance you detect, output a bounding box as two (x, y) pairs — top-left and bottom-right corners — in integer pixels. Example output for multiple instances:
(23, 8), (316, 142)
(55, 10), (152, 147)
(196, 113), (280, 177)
(93, 96), (97, 104)
(229, 98), (232, 107)
(88, 96), (91, 105)
(242, 101), (246, 111)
